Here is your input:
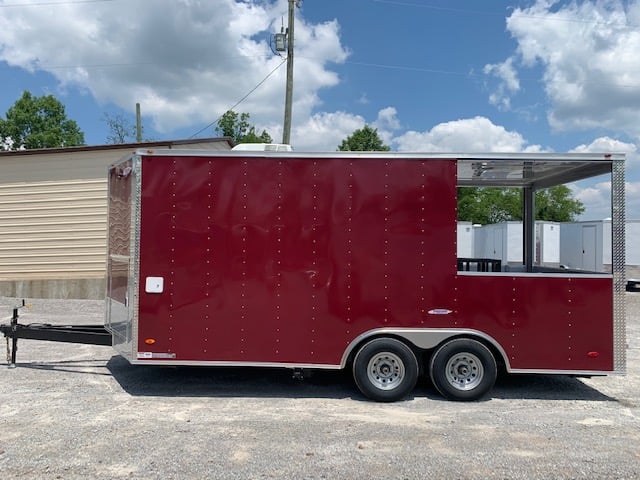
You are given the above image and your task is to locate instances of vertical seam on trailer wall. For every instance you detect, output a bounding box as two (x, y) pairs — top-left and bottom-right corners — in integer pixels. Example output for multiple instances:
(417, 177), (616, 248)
(612, 158), (626, 373)
(168, 159), (177, 355)
(203, 158), (214, 357)
(383, 161), (390, 324)
(419, 160), (427, 325)
(453, 159), (459, 326)
(310, 159), (318, 358)
(346, 161), (354, 336)
(275, 159), (283, 357)
(240, 159), (248, 356)
(566, 277), (573, 363)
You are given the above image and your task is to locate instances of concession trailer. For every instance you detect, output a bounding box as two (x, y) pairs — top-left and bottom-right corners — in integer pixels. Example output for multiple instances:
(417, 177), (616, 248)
(2, 149), (627, 402)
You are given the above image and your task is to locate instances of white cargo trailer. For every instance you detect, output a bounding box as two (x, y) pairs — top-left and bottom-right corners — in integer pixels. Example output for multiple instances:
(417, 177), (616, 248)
(472, 222), (523, 269)
(535, 221), (561, 267)
(456, 221), (475, 258)
(561, 220), (640, 276)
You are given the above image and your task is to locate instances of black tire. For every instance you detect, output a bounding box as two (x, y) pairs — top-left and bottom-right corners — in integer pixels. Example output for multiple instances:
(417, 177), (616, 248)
(352, 338), (419, 402)
(429, 338), (497, 401)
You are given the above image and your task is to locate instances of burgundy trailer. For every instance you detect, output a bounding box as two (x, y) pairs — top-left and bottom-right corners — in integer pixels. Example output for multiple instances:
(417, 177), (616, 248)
(104, 149), (625, 401)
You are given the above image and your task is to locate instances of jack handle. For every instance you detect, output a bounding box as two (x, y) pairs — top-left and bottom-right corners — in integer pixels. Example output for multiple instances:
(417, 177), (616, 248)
(5, 300), (30, 368)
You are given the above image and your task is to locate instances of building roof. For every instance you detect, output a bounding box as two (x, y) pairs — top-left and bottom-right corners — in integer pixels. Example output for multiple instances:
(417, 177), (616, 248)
(0, 137), (233, 158)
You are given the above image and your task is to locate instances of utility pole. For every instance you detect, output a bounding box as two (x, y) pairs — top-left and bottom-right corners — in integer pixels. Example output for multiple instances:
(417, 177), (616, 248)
(135, 103), (142, 142)
(282, 0), (297, 145)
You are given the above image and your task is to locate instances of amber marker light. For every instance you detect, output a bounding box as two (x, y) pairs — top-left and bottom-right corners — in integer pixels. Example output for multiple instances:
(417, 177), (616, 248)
(145, 338), (156, 345)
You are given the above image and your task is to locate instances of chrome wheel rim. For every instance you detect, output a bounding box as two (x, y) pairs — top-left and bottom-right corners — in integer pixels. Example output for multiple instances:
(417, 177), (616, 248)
(445, 352), (484, 391)
(367, 352), (405, 391)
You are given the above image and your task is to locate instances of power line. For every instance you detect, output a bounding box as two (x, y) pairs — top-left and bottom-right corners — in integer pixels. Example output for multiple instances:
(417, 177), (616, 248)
(342, 59), (475, 77)
(371, 0), (504, 17)
(341, 58), (640, 89)
(26, 54), (275, 70)
(371, 0), (636, 27)
(189, 57), (287, 139)
(1, 0), (113, 6)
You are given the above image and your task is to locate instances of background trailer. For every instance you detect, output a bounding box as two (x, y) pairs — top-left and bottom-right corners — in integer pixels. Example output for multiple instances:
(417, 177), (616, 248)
(560, 219), (640, 278)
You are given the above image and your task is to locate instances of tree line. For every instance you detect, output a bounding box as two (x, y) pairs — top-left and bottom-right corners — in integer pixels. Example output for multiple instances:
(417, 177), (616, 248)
(0, 90), (583, 223)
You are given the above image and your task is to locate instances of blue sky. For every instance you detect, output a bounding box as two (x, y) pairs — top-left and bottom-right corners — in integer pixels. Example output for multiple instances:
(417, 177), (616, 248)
(1, 0), (639, 219)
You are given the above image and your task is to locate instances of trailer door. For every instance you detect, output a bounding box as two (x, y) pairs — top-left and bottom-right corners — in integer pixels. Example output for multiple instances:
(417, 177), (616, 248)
(582, 225), (598, 271)
(105, 157), (136, 361)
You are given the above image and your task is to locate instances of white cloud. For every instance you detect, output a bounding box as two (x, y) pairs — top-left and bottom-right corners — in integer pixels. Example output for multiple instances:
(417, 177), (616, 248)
(571, 136), (637, 154)
(483, 57), (520, 110)
(289, 110), (365, 151)
(372, 107), (401, 146)
(280, 107), (400, 151)
(0, 0), (349, 142)
(570, 136), (640, 171)
(570, 181), (611, 220)
(626, 181), (640, 220)
(485, 0), (640, 137)
(393, 116), (543, 152)
(569, 136), (640, 219)
(373, 107), (401, 131)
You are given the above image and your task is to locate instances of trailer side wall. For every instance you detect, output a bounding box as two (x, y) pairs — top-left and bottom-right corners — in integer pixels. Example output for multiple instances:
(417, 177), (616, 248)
(135, 155), (457, 364)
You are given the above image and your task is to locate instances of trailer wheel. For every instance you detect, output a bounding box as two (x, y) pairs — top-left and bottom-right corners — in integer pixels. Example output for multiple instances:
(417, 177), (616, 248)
(429, 338), (497, 401)
(352, 338), (419, 402)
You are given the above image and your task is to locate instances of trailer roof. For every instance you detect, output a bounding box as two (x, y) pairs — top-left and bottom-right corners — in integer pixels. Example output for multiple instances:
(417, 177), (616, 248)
(132, 149), (623, 189)
(456, 156), (617, 188)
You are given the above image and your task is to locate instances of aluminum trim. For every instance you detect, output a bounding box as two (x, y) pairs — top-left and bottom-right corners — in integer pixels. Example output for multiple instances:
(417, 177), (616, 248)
(122, 362), (621, 376)
(612, 157), (627, 374)
(508, 369), (618, 376)
(457, 271), (612, 279)
(128, 359), (342, 369)
(129, 155), (142, 364)
(105, 163), (114, 334)
(132, 148), (624, 162)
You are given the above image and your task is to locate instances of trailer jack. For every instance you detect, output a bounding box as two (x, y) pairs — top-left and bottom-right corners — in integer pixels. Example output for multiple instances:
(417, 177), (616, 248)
(1, 300), (112, 368)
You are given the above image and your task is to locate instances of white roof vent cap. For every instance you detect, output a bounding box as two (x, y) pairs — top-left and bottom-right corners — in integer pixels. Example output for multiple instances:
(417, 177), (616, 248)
(232, 143), (293, 152)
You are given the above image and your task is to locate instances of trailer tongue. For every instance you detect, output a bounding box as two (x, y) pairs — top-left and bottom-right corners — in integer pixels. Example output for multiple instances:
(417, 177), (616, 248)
(1, 300), (112, 368)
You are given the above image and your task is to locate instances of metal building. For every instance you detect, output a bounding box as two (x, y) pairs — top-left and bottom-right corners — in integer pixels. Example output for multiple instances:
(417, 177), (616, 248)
(0, 138), (232, 298)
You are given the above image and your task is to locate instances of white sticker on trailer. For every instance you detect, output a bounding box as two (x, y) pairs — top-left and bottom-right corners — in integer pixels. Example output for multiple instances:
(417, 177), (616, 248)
(145, 276), (164, 293)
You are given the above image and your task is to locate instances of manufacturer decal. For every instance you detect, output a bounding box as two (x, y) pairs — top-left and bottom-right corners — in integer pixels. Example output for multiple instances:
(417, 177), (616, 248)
(137, 352), (177, 359)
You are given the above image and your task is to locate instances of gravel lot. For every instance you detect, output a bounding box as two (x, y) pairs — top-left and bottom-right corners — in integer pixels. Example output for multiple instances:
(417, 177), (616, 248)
(0, 294), (638, 480)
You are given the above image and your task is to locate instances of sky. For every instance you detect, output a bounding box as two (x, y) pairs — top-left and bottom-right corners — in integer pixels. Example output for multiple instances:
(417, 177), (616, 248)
(1, 0), (639, 220)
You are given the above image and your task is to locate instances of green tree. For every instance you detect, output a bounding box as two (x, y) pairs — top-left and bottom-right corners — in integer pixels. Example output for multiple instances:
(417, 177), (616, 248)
(458, 186), (584, 224)
(0, 91), (84, 150)
(534, 185), (585, 222)
(338, 125), (390, 151)
(215, 110), (272, 144)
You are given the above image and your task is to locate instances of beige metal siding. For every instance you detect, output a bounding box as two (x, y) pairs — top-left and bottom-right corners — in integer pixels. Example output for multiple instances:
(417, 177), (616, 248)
(0, 138), (231, 297)
(0, 179), (107, 280)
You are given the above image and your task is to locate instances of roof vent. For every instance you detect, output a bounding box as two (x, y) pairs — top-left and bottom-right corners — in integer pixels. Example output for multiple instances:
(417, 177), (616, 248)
(232, 143), (293, 152)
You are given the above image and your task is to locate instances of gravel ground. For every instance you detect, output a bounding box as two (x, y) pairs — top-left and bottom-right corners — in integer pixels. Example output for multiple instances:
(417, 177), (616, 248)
(0, 294), (638, 480)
